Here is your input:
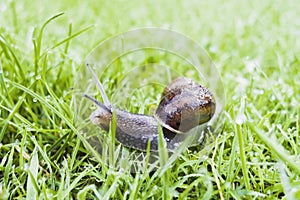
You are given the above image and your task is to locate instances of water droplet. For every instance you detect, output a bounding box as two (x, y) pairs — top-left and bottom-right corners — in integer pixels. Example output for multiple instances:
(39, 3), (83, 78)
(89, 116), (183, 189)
(28, 72), (35, 77)
(202, 155), (208, 160)
(209, 45), (219, 53)
(245, 58), (259, 73)
(45, 95), (51, 101)
(225, 182), (231, 188)
(33, 98), (37, 103)
(244, 56), (250, 61)
(270, 95), (276, 101)
(24, 163), (28, 170)
(36, 75), (41, 80)
(235, 114), (246, 125)
(26, 126), (33, 131)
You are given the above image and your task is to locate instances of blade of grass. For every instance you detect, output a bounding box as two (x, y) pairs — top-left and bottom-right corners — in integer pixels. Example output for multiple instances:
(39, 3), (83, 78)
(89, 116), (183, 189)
(70, 138), (81, 170)
(0, 93), (26, 143)
(158, 126), (170, 200)
(109, 109), (117, 169)
(26, 147), (39, 200)
(277, 161), (300, 199)
(236, 97), (251, 190)
(0, 63), (11, 102)
(249, 124), (300, 174)
(32, 12), (64, 75)
(0, 35), (25, 79)
(8, 80), (108, 171)
(49, 25), (94, 50)
(211, 139), (224, 200)
(77, 184), (102, 199)
(61, 166), (91, 199)
(4, 145), (14, 189)
(30, 136), (55, 188)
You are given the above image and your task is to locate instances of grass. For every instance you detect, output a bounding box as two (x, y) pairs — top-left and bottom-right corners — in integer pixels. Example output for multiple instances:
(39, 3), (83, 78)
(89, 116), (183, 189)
(1, 0), (300, 199)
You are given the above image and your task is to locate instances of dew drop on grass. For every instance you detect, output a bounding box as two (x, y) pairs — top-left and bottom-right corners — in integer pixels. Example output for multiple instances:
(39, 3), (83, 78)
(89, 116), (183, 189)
(225, 182), (231, 188)
(33, 98), (37, 103)
(45, 95), (51, 101)
(26, 126), (33, 131)
(270, 95), (276, 101)
(28, 72), (35, 77)
(288, 127), (295, 133)
(253, 89), (264, 97)
(249, 152), (253, 157)
(231, 95), (239, 100)
(209, 45), (219, 53)
(268, 167), (274, 172)
(202, 155), (208, 160)
(36, 75), (41, 80)
(276, 124), (282, 130)
(24, 163), (28, 170)
(289, 114), (295, 119)
(235, 114), (246, 125)
(263, 119), (270, 128)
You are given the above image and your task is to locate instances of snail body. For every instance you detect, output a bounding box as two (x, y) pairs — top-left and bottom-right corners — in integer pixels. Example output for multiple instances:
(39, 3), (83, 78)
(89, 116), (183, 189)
(85, 65), (215, 151)
(89, 106), (162, 150)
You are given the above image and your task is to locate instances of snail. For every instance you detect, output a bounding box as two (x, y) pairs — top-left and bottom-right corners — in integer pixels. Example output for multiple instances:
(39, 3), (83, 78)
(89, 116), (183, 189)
(84, 64), (216, 151)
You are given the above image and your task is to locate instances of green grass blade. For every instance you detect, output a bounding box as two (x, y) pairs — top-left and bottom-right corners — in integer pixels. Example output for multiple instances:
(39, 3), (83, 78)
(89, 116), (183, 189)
(26, 147), (39, 200)
(61, 167), (91, 199)
(77, 184), (102, 199)
(249, 124), (300, 174)
(49, 25), (94, 50)
(33, 12), (64, 74)
(0, 94), (25, 143)
(8, 80), (106, 169)
(236, 97), (251, 190)
(158, 126), (170, 200)
(0, 35), (25, 79)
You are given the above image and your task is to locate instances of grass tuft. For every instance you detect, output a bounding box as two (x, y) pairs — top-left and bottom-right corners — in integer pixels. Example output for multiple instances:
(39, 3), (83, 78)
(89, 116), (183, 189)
(1, 0), (300, 199)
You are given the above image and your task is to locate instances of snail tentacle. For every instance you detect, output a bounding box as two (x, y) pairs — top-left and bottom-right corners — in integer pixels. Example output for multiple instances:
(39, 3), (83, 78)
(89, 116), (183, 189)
(86, 63), (111, 107)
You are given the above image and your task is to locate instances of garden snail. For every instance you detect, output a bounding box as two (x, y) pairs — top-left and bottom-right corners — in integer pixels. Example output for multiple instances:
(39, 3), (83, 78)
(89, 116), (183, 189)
(84, 64), (216, 151)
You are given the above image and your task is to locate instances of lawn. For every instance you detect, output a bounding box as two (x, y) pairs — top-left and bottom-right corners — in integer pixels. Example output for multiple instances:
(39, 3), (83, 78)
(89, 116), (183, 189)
(1, 0), (300, 199)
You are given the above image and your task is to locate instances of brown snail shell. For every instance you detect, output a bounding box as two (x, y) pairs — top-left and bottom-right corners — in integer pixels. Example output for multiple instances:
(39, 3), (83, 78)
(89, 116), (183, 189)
(155, 77), (215, 134)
